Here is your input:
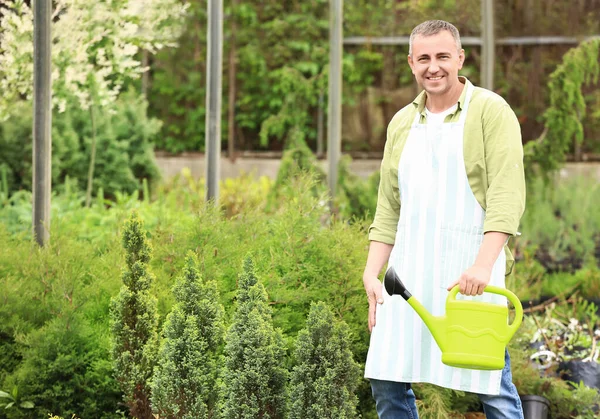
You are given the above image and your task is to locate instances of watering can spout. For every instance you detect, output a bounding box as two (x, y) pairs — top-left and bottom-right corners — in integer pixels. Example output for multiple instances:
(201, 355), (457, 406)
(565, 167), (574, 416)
(384, 267), (448, 352)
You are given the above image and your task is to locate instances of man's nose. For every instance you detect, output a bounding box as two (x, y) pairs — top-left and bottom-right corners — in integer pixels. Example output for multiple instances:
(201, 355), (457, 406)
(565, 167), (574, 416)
(428, 60), (440, 73)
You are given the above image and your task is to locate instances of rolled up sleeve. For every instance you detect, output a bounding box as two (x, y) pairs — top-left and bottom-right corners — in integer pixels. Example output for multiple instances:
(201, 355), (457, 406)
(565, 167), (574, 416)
(482, 103), (526, 235)
(368, 127), (400, 244)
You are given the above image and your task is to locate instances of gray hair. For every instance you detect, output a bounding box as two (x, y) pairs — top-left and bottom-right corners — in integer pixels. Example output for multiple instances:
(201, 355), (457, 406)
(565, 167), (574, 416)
(408, 20), (462, 56)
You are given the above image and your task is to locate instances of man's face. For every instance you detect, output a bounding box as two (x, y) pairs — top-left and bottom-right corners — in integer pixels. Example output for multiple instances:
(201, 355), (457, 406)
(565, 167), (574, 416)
(408, 30), (465, 97)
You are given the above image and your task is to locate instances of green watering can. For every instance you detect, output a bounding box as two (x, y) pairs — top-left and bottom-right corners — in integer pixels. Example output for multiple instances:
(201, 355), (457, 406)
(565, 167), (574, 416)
(384, 267), (523, 370)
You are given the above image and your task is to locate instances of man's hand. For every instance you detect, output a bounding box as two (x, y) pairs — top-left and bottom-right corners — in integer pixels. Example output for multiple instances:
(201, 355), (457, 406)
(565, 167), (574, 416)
(447, 265), (491, 296)
(364, 275), (383, 332)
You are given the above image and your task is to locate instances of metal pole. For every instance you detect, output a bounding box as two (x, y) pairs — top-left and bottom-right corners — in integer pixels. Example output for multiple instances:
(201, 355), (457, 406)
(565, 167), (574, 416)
(33, 0), (52, 246)
(481, 0), (495, 90)
(205, 0), (223, 202)
(227, 0), (237, 162)
(327, 0), (343, 200)
(317, 90), (324, 158)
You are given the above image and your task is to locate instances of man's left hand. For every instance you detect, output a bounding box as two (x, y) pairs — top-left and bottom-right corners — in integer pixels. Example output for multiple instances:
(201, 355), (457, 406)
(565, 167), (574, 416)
(447, 265), (491, 296)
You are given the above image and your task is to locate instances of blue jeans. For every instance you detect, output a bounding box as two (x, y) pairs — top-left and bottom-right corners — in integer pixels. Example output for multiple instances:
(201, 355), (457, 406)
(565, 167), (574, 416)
(370, 350), (523, 419)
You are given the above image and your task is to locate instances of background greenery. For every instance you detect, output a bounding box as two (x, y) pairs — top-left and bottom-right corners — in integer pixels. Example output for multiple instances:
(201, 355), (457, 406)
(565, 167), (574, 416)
(0, 169), (599, 418)
(145, 0), (600, 154)
(0, 0), (599, 417)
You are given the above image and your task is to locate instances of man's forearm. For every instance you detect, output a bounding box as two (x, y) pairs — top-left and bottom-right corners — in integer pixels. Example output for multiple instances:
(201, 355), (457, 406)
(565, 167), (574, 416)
(474, 231), (509, 270)
(363, 241), (394, 279)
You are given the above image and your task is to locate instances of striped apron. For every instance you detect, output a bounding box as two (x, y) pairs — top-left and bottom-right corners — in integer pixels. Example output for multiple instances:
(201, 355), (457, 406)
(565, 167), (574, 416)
(364, 84), (507, 395)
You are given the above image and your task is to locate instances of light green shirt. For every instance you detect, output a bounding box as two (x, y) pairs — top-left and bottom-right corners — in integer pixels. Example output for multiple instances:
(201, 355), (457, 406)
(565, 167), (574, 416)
(369, 78), (526, 274)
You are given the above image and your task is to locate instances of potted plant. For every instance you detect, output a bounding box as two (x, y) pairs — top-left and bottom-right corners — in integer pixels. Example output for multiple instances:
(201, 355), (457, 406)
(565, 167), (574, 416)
(556, 298), (600, 390)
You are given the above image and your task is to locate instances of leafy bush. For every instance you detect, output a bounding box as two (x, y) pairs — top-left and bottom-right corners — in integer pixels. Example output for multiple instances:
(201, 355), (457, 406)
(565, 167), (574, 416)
(2, 172), (599, 418)
(0, 89), (161, 199)
(516, 176), (600, 274)
(336, 155), (380, 221)
(1, 317), (121, 419)
(151, 252), (225, 419)
(110, 211), (159, 419)
(220, 257), (288, 418)
(289, 301), (361, 419)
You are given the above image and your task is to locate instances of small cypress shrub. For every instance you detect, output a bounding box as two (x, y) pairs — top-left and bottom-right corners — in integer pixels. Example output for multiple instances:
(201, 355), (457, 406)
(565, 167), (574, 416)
(151, 252), (225, 419)
(110, 211), (159, 419)
(221, 257), (288, 418)
(289, 301), (361, 419)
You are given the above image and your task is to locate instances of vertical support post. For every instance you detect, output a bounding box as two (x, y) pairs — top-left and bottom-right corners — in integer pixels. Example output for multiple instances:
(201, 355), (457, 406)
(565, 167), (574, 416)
(227, 0), (237, 162)
(481, 0), (495, 90)
(33, 0), (52, 246)
(328, 0), (343, 200)
(317, 90), (324, 158)
(205, 0), (223, 202)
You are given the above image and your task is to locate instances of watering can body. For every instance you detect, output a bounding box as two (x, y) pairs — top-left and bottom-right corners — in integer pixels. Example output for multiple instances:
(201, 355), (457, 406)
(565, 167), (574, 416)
(384, 267), (523, 370)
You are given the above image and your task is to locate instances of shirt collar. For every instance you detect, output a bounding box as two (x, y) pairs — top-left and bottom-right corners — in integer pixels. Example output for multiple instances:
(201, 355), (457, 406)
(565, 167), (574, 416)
(412, 76), (471, 117)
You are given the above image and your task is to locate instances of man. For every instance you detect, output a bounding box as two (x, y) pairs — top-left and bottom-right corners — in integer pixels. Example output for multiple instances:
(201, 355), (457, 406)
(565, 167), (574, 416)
(363, 20), (526, 418)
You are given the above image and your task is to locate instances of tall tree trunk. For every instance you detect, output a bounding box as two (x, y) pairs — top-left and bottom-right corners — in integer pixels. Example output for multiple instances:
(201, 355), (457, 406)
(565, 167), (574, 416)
(85, 104), (96, 208)
(574, 111), (583, 162)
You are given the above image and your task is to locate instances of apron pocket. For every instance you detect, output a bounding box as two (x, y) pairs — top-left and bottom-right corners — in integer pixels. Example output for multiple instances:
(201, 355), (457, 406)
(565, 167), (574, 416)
(439, 223), (484, 290)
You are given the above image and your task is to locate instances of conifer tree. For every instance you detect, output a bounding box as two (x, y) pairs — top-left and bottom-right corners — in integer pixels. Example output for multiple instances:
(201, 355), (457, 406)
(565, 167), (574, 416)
(151, 252), (225, 419)
(110, 211), (159, 419)
(289, 301), (361, 419)
(221, 257), (288, 418)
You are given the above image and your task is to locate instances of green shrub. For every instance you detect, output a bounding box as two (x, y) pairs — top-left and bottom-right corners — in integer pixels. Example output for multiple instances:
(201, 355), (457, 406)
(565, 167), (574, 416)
(110, 211), (159, 419)
(2, 317), (121, 419)
(336, 155), (379, 221)
(267, 138), (326, 208)
(220, 257), (288, 418)
(0, 89), (161, 199)
(151, 252), (225, 419)
(518, 176), (600, 273)
(289, 301), (361, 419)
(16, 173), (600, 417)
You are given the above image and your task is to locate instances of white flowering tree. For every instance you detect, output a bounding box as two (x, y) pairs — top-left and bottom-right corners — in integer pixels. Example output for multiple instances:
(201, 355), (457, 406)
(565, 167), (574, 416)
(0, 0), (188, 205)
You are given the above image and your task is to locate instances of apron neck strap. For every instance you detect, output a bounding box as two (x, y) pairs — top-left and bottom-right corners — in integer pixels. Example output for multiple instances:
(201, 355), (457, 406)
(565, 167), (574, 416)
(458, 83), (474, 124)
(412, 82), (475, 125)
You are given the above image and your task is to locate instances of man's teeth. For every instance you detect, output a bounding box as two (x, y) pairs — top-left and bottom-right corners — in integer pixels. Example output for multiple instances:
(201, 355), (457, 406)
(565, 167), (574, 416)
(429, 76), (442, 80)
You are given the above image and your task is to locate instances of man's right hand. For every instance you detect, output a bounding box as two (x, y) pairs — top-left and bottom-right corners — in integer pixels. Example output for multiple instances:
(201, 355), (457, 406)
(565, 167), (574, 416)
(363, 275), (384, 332)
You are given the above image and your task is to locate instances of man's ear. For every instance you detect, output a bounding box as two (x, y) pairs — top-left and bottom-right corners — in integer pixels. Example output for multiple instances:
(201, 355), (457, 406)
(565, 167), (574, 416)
(407, 55), (415, 74)
(458, 49), (465, 69)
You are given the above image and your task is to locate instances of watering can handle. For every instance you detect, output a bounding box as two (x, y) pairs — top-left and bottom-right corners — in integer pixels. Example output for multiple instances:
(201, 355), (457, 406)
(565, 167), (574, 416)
(448, 285), (523, 337)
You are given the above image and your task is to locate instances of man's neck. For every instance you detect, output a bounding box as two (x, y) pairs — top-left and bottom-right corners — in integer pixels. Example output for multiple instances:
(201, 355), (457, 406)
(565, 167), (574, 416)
(425, 79), (465, 113)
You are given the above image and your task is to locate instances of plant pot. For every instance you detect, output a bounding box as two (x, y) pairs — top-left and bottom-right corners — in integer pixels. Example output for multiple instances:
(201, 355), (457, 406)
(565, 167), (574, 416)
(559, 360), (600, 389)
(520, 395), (550, 419)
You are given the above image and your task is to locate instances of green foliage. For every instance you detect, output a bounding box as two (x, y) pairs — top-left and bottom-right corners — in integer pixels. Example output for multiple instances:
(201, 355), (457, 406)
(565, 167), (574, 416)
(0, 386), (34, 411)
(268, 138), (326, 209)
(150, 0), (339, 152)
(0, 89), (161, 199)
(517, 176), (600, 275)
(525, 39), (600, 177)
(258, 66), (324, 150)
(220, 257), (288, 419)
(1, 317), (121, 419)
(151, 252), (225, 419)
(336, 155), (380, 220)
(289, 301), (361, 419)
(110, 211), (159, 419)
(148, 0), (207, 152)
(2, 172), (599, 417)
(413, 384), (455, 419)
(510, 337), (600, 419)
(0, 214), (124, 419)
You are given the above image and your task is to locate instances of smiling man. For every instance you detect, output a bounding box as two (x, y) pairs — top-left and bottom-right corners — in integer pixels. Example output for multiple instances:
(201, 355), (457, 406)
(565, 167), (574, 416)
(362, 20), (526, 418)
